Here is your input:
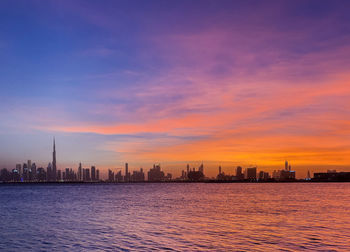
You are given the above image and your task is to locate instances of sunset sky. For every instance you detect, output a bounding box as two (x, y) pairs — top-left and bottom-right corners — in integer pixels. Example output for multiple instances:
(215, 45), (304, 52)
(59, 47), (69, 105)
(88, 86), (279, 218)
(1, 0), (350, 178)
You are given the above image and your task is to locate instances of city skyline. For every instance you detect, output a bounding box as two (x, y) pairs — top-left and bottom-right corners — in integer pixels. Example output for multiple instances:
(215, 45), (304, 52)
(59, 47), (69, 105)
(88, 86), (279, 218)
(2, 137), (347, 182)
(0, 136), (301, 182)
(1, 1), (350, 177)
(3, 137), (349, 181)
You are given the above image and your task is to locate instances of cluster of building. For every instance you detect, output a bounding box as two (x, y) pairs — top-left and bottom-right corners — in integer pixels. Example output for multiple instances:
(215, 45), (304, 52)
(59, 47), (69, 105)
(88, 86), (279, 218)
(2, 139), (350, 183)
(107, 164), (172, 182)
(214, 161), (295, 182)
(0, 139), (100, 183)
(313, 170), (350, 182)
(178, 164), (205, 181)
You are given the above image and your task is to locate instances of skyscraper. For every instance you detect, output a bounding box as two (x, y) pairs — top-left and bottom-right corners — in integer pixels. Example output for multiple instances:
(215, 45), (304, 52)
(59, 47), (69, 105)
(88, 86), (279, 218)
(52, 138), (57, 181)
(125, 163), (129, 182)
(27, 160), (32, 181)
(27, 160), (31, 172)
(16, 164), (21, 177)
(31, 163), (36, 180)
(198, 163), (204, 174)
(91, 166), (96, 181)
(47, 163), (52, 181)
(245, 167), (257, 180)
(236, 166), (243, 180)
(96, 169), (99, 181)
(78, 163), (82, 181)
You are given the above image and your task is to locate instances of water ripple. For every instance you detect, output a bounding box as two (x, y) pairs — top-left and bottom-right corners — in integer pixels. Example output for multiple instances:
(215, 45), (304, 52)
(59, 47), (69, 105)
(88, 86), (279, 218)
(0, 183), (350, 251)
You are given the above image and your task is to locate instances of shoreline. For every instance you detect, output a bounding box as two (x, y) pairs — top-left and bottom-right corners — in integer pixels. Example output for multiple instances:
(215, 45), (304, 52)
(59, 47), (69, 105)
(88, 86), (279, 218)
(1, 180), (349, 185)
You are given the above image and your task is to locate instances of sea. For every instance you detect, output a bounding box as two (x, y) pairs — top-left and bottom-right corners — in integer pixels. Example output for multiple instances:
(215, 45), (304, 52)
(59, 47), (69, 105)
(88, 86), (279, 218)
(0, 183), (349, 251)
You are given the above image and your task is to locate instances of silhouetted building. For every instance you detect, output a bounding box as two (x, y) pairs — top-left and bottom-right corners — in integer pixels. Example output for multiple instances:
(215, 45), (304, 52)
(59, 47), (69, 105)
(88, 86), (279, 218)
(0, 168), (11, 182)
(124, 163), (130, 182)
(245, 167), (257, 181)
(180, 170), (187, 180)
(198, 163), (204, 174)
(272, 162), (296, 181)
(37, 167), (46, 181)
(148, 164), (165, 182)
(258, 171), (270, 181)
(131, 168), (145, 182)
(96, 169), (100, 181)
(46, 163), (52, 181)
(188, 169), (204, 181)
(11, 168), (20, 182)
(83, 168), (90, 182)
(306, 170), (311, 180)
(27, 160), (32, 181)
(165, 173), (172, 181)
(115, 170), (123, 182)
(108, 169), (115, 182)
(31, 163), (36, 181)
(236, 166), (244, 180)
(57, 170), (62, 181)
(91, 166), (96, 181)
(16, 164), (22, 177)
(52, 138), (57, 181)
(313, 171), (350, 182)
(78, 163), (82, 181)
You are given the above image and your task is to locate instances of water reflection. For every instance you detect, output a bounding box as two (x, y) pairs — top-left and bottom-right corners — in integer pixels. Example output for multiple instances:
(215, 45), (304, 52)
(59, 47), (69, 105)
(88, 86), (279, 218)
(0, 183), (349, 251)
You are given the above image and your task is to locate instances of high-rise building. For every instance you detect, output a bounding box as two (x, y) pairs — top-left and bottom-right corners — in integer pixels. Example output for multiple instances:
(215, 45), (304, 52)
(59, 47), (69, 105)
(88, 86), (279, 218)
(22, 163), (28, 181)
(37, 167), (46, 181)
(16, 164), (21, 176)
(115, 170), (123, 182)
(85, 168), (90, 181)
(27, 160), (32, 172)
(148, 164), (165, 181)
(65, 168), (70, 181)
(83, 168), (86, 181)
(46, 163), (52, 181)
(258, 171), (270, 181)
(31, 163), (36, 180)
(236, 166), (243, 180)
(57, 170), (61, 181)
(96, 169), (99, 181)
(124, 163), (131, 182)
(52, 138), (57, 181)
(131, 168), (145, 182)
(91, 166), (96, 181)
(272, 162), (296, 181)
(108, 169), (114, 182)
(245, 167), (257, 180)
(198, 163), (204, 174)
(78, 163), (82, 181)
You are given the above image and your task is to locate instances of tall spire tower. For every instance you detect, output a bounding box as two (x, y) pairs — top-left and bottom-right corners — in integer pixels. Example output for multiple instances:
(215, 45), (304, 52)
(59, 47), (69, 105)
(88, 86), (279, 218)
(52, 137), (57, 181)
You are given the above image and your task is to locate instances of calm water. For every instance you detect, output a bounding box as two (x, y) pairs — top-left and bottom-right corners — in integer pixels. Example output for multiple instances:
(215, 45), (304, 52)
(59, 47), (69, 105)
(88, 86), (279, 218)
(0, 183), (350, 251)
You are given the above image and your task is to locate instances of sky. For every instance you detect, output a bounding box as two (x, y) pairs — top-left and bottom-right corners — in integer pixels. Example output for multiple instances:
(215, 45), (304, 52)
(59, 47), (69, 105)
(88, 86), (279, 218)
(1, 0), (350, 178)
